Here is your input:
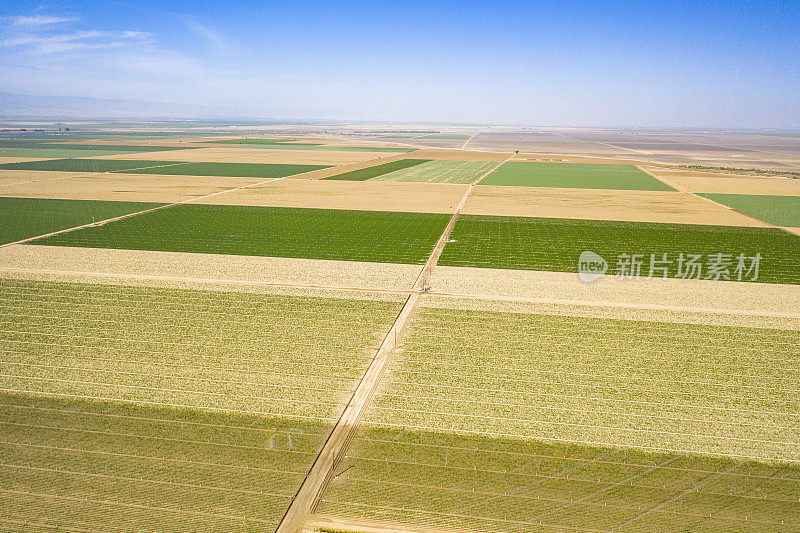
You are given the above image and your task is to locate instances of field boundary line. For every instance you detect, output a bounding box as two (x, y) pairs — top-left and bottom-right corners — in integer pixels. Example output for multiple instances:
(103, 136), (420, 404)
(638, 165), (800, 238)
(0, 266), (417, 295)
(0, 163), (327, 249)
(0, 440), (309, 475)
(348, 437), (800, 481)
(0, 388), (333, 421)
(341, 468), (800, 506)
(355, 422), (798, 463)
(276, 158), (513, 532)
(459, 133), (477, 150)
(424, 289), (800, 319)
(0, 420), (317, 454)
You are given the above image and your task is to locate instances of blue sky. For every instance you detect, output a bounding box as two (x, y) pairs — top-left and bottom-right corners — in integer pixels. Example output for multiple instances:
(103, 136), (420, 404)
(1, 0), (798, 127)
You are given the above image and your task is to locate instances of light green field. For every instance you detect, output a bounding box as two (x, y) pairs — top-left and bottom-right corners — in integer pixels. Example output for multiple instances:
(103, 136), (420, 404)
(370, 160), (497, 184)
(319, 303), (800, 531)
(0, 278), (404, 531)
(699, 193), (800, 227)
(479, 162), (675, 190)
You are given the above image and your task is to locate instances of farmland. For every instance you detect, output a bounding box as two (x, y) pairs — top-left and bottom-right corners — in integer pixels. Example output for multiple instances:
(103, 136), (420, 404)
(0, 158), (329, 178)
(2, 126), (799, 533)
(0, 278), (403, 531)
(122, 161), (330, 178)
(0, 197), (163, 244)
(479, 162), (675, 191)
(324, 159), (431, 180)
(0, 159), (177, 173)
(370, 160), (498, 184)
(203, 139), (416, 152)
(32, 204), (451, 264)
(438, 215), (800, 284)
(698, 193), (800, 227)
(318, 303), (800, 531)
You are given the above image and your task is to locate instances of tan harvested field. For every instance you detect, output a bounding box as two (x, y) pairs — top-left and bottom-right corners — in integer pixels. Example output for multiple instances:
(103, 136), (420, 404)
(511, 153), (649, 165)
(0, 170), (85, 187)
(428, 265), (800, 328)
(0, 245), (420, 293)
(0, 172), (261, 202)
(462, 185), (768, 226)
(644, 170), (800, 195)
(92, 146), (397, 165)
(195, 178), (467, 213)
(783, 226), (800, 237)
(406, 148), (509, 161)
(0, 156), (49, 164)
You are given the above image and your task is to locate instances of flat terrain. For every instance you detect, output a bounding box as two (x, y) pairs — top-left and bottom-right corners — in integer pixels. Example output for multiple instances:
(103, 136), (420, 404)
(0, 158), (176, 173)
(0, 173), (263, 203)
(200, 139), (416, 152)
(2, 127), (799, 533)
(698, 193), (800, 226)
(0, 245), (421, 293)
(462, 186), (767, 226)
(0, 278), (402, 531)
(31, 204), (451, 264)
(123, 161), (329, 178)
(0, 158), (328, 178)
(324, 159), (431, 181)
(371, 160), (497, 184)
(479, 162), (675, 190)
(194, 178), (468, 214)
(0, 197), (162, 244)
(438, 215), (800, 284)
(94, 147), (392, 165)
(643, 171), (800, 195)
(319, 302), (800, 531)
(429, 266), (800, 327)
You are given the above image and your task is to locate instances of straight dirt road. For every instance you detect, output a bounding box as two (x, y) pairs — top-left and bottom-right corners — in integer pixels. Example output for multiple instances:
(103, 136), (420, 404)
(276, 157), (511, 533)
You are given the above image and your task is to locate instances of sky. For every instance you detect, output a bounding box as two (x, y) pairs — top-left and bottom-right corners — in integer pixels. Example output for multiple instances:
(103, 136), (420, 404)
(0, 0), (798, 127)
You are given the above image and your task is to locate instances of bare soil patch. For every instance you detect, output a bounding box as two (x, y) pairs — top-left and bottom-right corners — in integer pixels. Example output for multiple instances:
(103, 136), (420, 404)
(426, 266), (800, 329)
(407, 148), (509, 161)
(194, 178), (467, 213)
(0, 245), (419, 295)
(91, 147), (390, 165)
(0, 173), (261, 203)
(644, 170), (800, 195)
(462, 186), (767, 226)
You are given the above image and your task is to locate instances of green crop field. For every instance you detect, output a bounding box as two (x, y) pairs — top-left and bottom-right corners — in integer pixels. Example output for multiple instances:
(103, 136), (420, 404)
(438, 215), (800, 284)
(699, 193), (800, 227)
(0, 158), (329, 178)
(319, 304), (800, 532)
(123, 161), (329, 178)
(0, 159), (176, 173)
(0, 141), (189, 158)
(370, 160), (497, 184)
(0, 278), (403, 531)
(32, 204), (451, 264)
(0, 197), (163, 245)
(478, 162), (675, 191)
(324, 159), (431, 181)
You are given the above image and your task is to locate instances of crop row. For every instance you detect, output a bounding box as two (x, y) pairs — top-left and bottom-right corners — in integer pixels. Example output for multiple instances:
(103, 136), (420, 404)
(32, 204), (451, 264)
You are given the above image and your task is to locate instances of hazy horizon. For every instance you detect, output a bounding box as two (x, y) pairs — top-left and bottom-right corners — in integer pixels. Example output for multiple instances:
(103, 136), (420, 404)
(1, 1), (798, 128)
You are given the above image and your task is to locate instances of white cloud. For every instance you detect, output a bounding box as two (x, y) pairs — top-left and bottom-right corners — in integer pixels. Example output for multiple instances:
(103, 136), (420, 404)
(1, 28), (151, 55)
(12, 15), (77, 26)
